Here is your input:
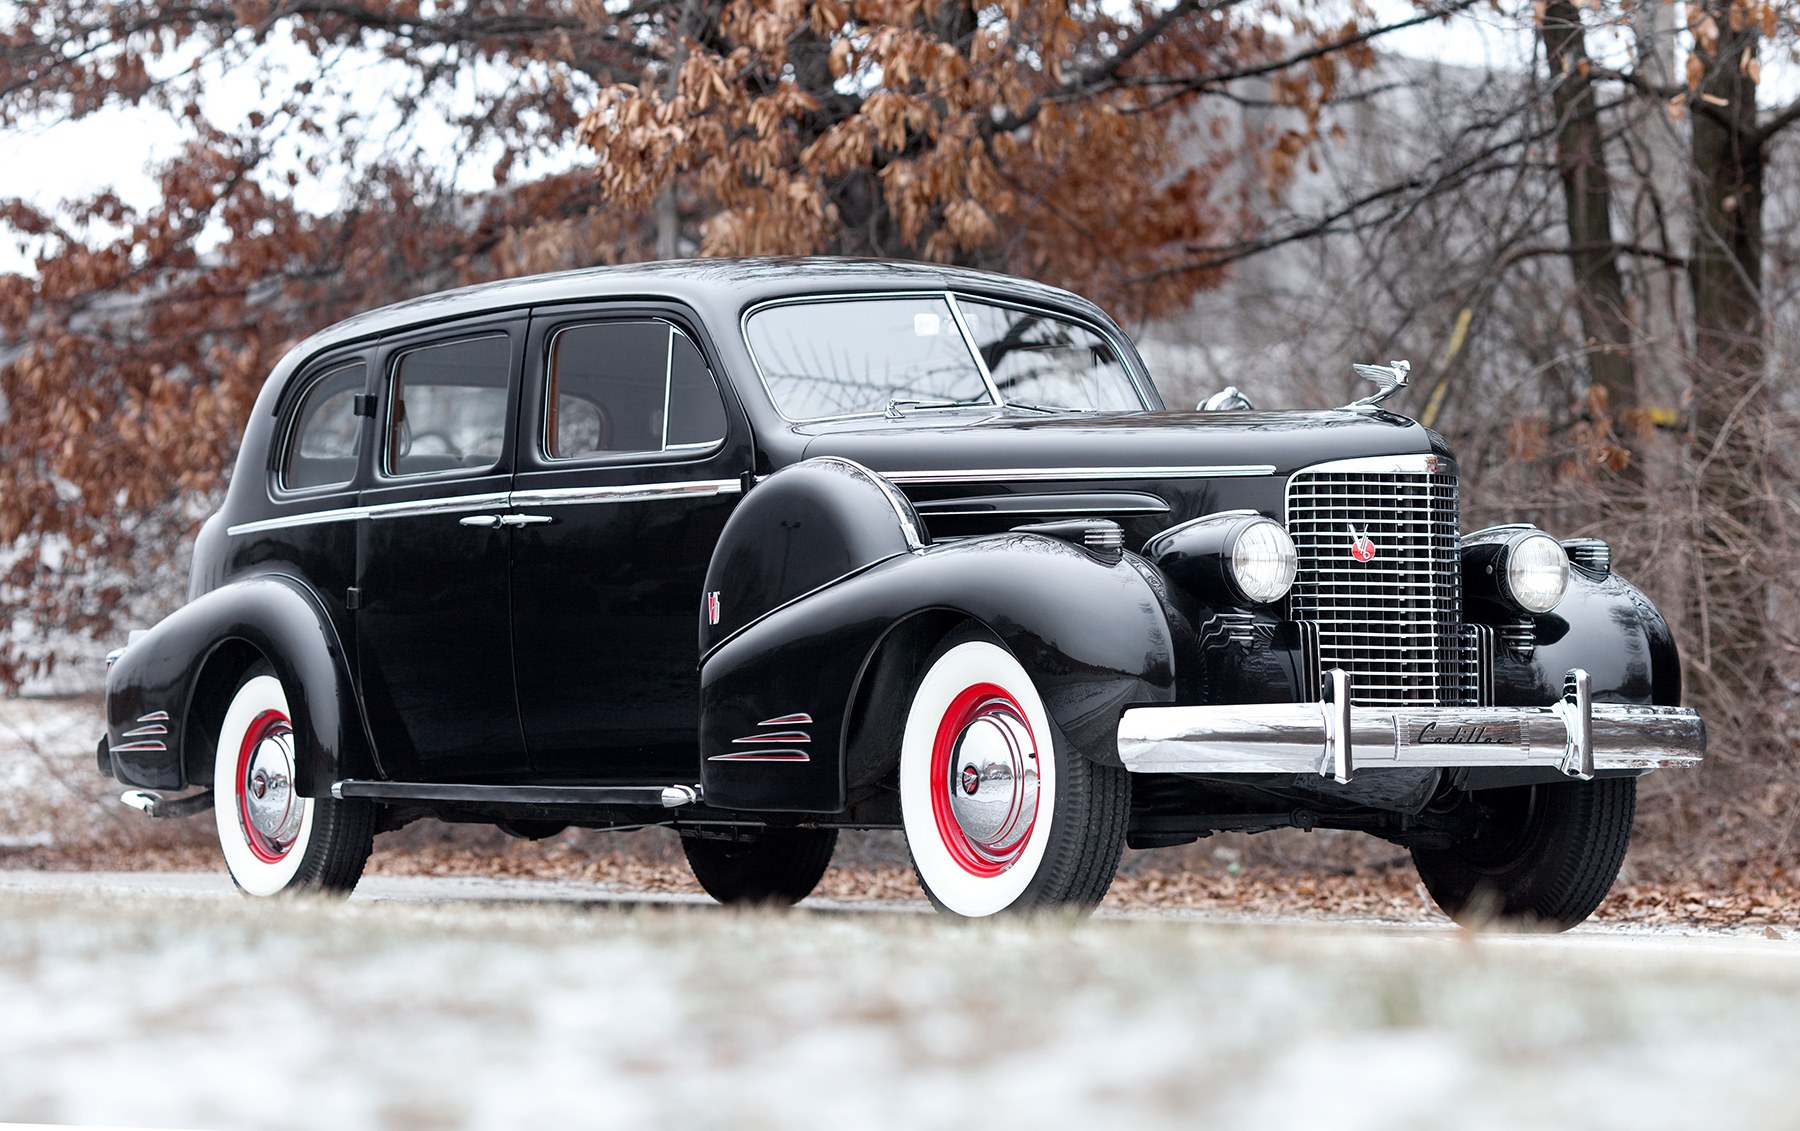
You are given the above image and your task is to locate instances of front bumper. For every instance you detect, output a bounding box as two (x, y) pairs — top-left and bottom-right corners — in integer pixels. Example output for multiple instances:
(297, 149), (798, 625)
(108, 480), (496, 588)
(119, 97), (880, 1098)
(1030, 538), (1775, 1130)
(1116, 668), (1704, 783)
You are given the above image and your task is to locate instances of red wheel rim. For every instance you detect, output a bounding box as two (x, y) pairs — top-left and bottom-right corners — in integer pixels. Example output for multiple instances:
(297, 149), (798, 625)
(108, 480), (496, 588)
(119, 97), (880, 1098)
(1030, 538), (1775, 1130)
(236, 708), (297, 863)
(929, 682), (1040, 877)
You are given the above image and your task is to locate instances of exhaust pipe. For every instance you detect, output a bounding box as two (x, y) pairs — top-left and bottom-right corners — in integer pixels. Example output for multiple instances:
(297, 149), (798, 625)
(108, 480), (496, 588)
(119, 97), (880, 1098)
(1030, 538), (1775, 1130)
(120, 790), (215, 819)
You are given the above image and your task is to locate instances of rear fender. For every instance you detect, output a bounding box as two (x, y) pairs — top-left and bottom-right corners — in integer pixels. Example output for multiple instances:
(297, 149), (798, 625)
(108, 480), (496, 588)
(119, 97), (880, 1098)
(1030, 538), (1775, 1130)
(104, 574), (373, 796)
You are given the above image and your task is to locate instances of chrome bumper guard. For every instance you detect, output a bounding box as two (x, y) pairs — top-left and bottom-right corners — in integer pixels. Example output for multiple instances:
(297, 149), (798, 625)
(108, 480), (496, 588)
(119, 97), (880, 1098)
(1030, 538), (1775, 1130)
(1116, 668), (1704, 784)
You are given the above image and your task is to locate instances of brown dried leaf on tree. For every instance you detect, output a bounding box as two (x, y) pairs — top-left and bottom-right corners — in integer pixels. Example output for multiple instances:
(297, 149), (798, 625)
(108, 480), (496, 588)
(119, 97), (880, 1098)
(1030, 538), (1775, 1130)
(0, 0), (1379, 686)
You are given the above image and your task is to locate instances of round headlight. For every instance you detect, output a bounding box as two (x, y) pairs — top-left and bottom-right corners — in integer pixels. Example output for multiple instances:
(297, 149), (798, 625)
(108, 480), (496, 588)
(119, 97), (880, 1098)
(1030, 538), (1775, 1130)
(1505, 532), (1569, 613)
(1230, 520), (1298, 604)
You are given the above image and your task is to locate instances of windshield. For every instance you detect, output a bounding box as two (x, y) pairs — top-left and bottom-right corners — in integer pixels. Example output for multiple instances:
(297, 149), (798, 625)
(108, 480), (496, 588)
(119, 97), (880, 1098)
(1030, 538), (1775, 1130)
(957, 299), (1145, 412)
(744, 294), (1145, 421)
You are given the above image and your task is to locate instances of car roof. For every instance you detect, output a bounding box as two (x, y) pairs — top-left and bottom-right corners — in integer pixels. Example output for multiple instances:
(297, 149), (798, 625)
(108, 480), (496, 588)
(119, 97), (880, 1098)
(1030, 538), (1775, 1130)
(296, 257), (1113, 354)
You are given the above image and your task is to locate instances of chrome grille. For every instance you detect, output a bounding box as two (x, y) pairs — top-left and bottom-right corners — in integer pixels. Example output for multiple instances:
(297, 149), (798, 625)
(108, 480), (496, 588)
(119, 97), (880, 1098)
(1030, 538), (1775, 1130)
(1286, 465), (1474, 706)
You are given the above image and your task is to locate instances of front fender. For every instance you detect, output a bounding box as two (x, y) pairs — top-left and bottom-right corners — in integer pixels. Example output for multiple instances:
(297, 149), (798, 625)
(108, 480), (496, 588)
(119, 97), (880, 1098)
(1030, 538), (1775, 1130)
(1493, 567), (1681, 707)
(104, 574), (373, 796)
(699, 534), (1177, 812)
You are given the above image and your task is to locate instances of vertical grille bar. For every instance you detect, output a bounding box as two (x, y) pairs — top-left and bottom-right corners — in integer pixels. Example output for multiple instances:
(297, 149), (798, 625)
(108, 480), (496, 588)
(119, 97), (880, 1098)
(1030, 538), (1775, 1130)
(1286, 464), (1468, 706)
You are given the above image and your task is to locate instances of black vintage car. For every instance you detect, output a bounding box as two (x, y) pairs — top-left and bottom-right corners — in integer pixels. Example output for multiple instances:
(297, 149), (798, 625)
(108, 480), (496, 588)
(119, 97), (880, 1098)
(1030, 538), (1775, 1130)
(99, 259), (1704, 926)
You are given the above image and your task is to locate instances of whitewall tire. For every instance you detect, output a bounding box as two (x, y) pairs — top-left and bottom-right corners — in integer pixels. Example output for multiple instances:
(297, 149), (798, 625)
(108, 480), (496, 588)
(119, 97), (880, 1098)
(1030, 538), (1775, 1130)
(213, 671), (372, 897)
(900, 632), (1129, 917)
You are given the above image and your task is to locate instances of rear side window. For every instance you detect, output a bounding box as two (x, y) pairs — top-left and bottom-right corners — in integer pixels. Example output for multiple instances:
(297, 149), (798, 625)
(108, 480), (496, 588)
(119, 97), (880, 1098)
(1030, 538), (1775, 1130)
(545, 321), (727, 460)
(386, 334), (512, 477)
(280, 361), (366, 491)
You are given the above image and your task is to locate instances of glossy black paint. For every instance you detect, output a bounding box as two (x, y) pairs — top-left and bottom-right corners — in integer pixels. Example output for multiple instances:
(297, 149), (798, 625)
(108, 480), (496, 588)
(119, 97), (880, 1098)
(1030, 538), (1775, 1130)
(699, 533), (1176, 811)
(508, 305), (755, 782)
(1141, 510), (1277, 606)
(701, 458), (917, 657)
(1489, 567), (1678, 707)
(106, 257), (1688, 839)
(103, 574), (373, 796)
(353, 316), (527, 782)
(801, 408), (1449, 550)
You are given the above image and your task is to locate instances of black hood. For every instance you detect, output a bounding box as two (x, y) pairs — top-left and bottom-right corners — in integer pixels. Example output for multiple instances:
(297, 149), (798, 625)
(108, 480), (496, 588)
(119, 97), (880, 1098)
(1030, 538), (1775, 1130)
(799, 407), (1447, 479)
(793, 407), (1454, 544)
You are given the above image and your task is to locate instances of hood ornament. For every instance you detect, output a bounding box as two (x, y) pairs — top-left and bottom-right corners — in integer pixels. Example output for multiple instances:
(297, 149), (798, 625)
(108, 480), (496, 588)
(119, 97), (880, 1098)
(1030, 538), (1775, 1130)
(1349, 359), (1411, 407)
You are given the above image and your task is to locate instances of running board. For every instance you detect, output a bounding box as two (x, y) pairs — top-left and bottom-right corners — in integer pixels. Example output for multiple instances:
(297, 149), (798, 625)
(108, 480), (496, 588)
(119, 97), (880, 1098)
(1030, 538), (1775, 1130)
(330, 781), (703, 809)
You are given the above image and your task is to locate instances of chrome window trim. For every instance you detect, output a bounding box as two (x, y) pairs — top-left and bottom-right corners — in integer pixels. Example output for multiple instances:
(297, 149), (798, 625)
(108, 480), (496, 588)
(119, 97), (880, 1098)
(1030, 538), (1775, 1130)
(878, 465), (1277, 485)
(660, 323), (675, 450)
(943, 295), (1006, 406)
(226, 483), (742, 536)
(739, 289), (1156, 424)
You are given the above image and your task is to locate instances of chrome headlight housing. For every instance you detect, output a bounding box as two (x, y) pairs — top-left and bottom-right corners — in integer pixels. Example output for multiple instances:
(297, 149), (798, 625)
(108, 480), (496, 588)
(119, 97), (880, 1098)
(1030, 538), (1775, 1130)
(1143, 511), (1297, 607)
(1503, 531), (1570, 613)
(1229, 519), (1298, 604)
(1463, 526), (1570, 615)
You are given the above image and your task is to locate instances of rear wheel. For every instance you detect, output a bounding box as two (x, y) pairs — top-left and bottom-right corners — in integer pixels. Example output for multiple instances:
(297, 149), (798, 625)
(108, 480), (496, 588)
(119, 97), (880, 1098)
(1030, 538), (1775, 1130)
(899, 630), (1129, 917)
(212, 669), (373, 897)
(681, 828), (838, 906)
(1410, 776), (1636, 930)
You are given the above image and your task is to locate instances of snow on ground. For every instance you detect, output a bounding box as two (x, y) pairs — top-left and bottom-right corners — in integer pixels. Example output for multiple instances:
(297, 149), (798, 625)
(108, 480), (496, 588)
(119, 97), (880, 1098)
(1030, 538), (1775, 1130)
(2, 881), (1799, 1130)
(0, 696), (113, 848)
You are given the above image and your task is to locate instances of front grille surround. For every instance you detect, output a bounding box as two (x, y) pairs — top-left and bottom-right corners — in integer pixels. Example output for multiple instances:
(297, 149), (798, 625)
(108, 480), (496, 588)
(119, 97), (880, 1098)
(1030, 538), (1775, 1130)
(1285, 457), (1474, 706)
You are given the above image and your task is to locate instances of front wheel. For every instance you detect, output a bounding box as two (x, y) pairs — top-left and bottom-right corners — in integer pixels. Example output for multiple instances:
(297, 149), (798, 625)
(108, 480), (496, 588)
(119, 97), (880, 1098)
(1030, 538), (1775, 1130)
(1411, 776), (1636, 931)
(899, 631), (1129, 917)
(213, 670), (373, 897)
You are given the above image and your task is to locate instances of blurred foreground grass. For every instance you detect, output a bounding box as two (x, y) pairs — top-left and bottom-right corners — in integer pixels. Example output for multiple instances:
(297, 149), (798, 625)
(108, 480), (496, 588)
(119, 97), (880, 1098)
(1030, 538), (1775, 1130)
(2, 890), (1798, 1130)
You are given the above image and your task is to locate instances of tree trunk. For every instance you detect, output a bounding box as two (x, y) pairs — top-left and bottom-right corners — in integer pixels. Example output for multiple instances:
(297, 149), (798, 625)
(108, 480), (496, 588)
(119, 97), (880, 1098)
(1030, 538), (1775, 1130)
(1539, 0), (1638, 425)
(1686, 2), (1774, 746)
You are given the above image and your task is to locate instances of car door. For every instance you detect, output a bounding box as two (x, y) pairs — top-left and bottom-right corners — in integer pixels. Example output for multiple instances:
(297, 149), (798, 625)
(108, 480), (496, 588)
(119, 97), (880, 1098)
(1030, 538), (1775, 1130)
(509, 306), (753, 782)
(354, 317), (531, 782)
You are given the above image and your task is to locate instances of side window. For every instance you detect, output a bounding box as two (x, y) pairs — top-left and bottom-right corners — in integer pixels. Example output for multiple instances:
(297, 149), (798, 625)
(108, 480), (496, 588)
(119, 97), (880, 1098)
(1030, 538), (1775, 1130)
(386, 334), (511, 477)
(545, 321), (727, 460)
(280, 361), (367, 491)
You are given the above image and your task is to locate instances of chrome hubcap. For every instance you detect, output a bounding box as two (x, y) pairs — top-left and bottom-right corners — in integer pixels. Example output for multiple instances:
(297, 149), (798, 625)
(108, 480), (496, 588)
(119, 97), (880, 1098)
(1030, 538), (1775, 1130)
(244, 728), (302, 849)
(946, 703), (1039, 862)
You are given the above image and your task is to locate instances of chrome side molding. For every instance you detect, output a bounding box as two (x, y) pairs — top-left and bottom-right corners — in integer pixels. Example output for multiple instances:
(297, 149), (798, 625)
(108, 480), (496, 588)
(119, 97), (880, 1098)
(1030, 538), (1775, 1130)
(330, 780), (705, 809)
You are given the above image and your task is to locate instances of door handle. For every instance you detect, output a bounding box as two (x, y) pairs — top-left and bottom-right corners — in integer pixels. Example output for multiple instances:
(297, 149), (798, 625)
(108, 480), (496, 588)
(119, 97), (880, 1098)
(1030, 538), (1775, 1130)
(498, 514), (555, 527)
(459, 515), (501, 528)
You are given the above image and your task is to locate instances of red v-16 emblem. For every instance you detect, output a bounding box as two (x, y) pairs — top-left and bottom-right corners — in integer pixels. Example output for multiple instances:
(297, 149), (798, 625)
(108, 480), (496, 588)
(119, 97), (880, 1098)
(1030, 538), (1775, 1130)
(1348, 524), (1377, 562)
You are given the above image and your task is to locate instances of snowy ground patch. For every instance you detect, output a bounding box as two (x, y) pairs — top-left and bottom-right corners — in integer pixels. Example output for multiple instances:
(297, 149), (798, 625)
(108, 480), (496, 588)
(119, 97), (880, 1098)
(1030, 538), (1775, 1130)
(1, 890), (1797, 1130)
(0, 696), (110, 847)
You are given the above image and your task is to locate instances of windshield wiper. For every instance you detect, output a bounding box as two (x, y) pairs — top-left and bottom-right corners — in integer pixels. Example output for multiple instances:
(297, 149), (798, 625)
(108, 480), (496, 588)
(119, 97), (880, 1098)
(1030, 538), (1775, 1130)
(1002, 402), (1091, 414)
(884, 398), (988, 418)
